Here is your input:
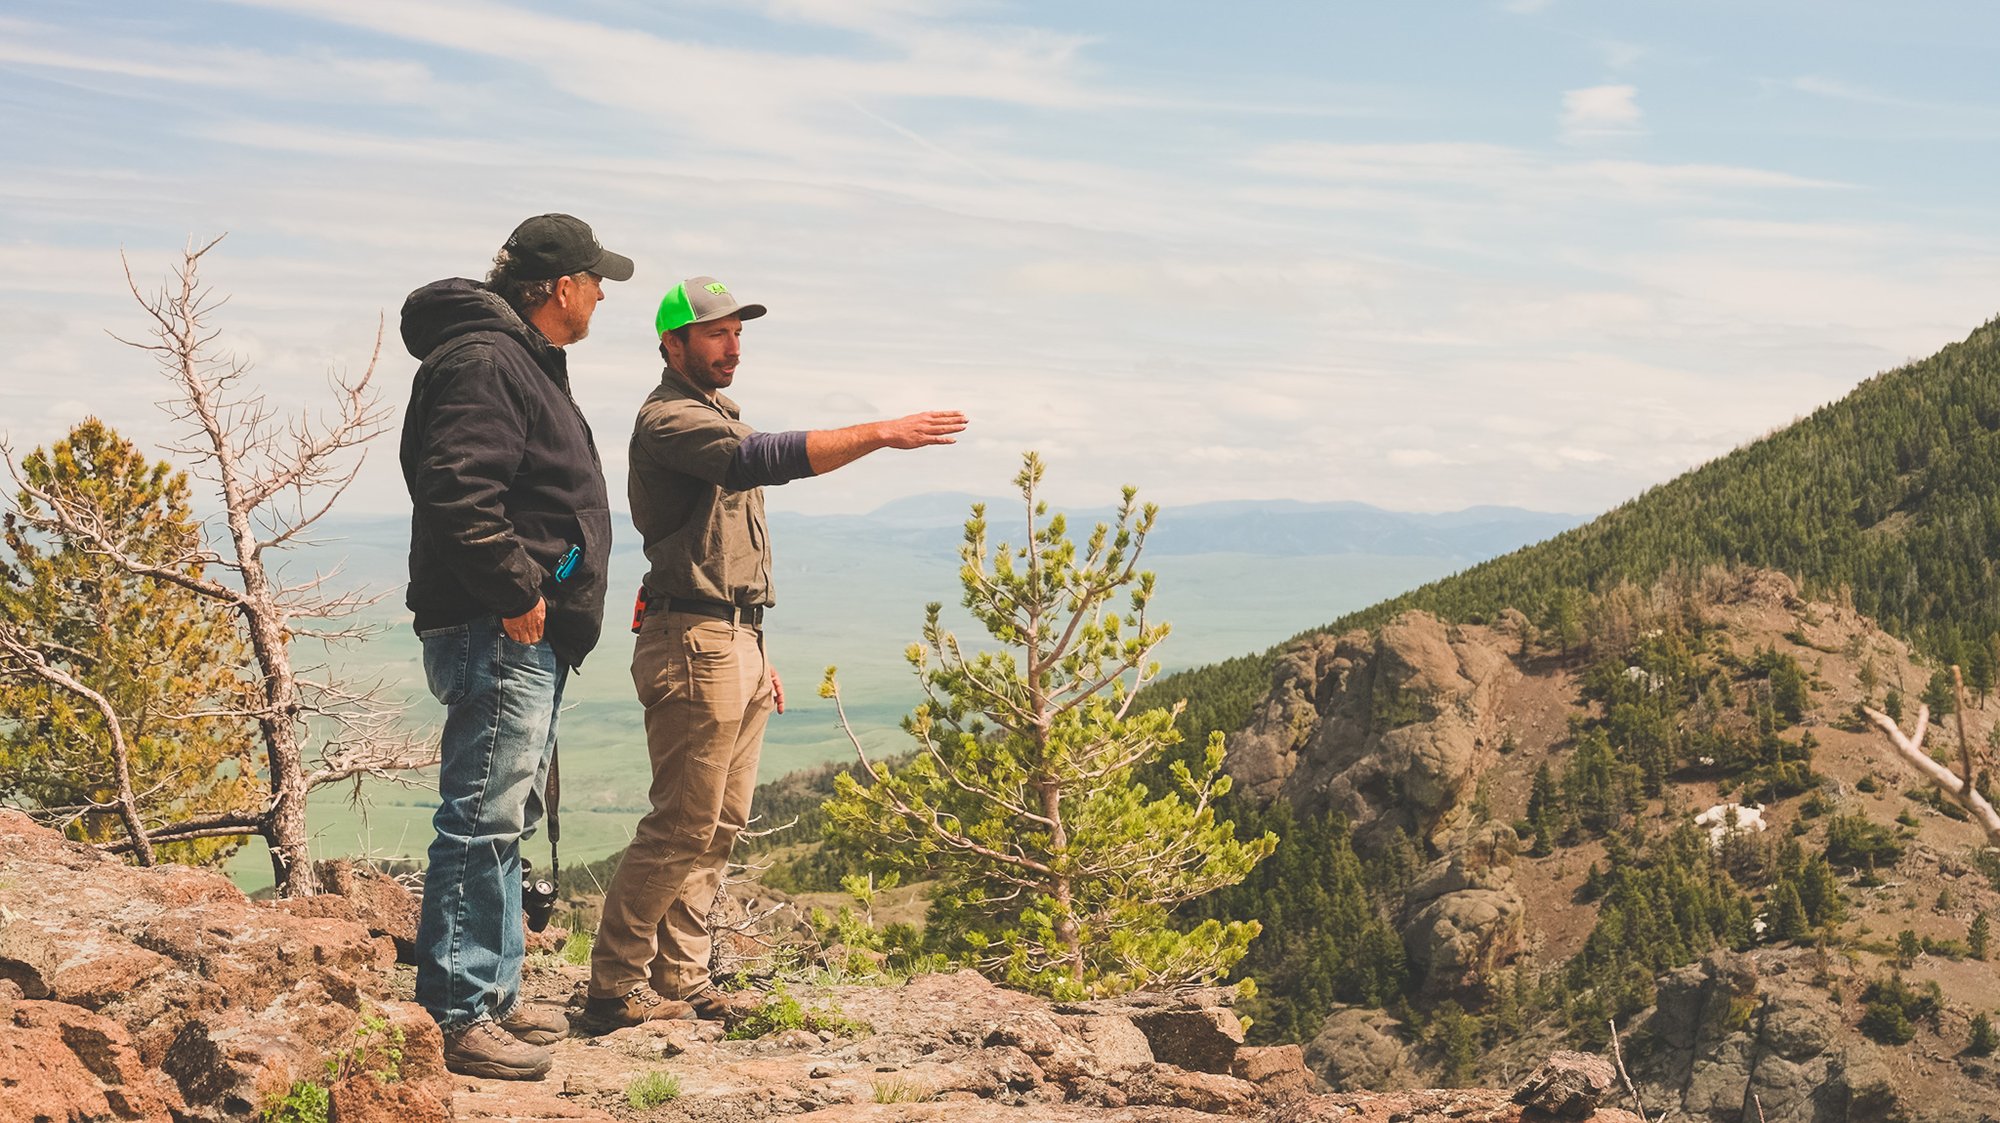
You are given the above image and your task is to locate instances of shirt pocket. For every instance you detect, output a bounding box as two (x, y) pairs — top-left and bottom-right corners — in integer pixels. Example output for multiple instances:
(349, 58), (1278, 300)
(561, 507), (612, 602)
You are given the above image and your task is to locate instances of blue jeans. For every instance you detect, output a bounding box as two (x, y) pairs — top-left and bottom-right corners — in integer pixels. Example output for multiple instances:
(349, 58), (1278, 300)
(414, 615), (568, 1033)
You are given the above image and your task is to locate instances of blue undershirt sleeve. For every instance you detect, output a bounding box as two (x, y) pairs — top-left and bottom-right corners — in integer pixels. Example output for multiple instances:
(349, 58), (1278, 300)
(724, 429), (816, 490)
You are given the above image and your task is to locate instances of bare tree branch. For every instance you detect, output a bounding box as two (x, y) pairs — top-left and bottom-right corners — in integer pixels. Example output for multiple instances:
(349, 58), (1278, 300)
(0, 627), (155, 865)
(1864, 700), (2000, 846)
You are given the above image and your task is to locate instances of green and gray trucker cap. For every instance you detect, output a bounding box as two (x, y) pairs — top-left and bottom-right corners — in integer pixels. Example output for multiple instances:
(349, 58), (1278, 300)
(655, 276), (768, 335)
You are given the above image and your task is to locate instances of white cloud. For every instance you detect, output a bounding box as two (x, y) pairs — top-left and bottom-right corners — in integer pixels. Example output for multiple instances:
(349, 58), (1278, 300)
(1561, 84), (1644, 142)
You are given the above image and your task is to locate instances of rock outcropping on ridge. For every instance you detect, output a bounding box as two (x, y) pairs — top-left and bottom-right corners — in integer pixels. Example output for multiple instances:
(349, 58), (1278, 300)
(0, 811), (1650, 1122)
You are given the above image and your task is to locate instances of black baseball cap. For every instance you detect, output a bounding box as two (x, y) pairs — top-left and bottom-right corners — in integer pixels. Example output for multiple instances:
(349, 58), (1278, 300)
(500, 214), (635, 282)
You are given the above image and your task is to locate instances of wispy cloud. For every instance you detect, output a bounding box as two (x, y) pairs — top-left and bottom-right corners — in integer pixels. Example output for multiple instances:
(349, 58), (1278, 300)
(1561, 84), (1644, 142)
(1242, 141), (1842, 203)
(1598, 40), (1647, 71)
(0, 19), (471, 107)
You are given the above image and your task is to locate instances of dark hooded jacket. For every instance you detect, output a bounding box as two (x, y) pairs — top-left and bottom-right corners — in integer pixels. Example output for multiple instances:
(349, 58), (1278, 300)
(399, 279), (611, 668)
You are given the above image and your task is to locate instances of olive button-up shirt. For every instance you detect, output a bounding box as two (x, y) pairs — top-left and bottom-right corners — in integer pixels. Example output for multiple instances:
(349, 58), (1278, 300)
(628, 369), (774, 607)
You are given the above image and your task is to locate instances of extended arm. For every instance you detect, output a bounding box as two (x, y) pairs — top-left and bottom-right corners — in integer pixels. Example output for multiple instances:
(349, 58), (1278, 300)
(674, 410), (969, 491)
(805, 411), (968, 475)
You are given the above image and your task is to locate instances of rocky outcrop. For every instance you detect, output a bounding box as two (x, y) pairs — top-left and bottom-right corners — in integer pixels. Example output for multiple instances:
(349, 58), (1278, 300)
(0, 983), (185, 1120)
(286, 857), (423, 964)
(0, 811), (1663, 1123)
(1232, 1045), (1324, 1103)
(1304, 1006), (1417, 1093)
(1227, 612), (1516, 846)
(1273, 1087), (1644, 1122)
(1631, 950), (1919, 1123)
(1511, 1052), (1617, 1120)
(1399, 824), (1525, 998)
(0, 810), (442, 1121)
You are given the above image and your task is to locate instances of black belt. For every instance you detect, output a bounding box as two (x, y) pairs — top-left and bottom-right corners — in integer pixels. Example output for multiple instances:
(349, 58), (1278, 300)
(634, 588), (763, 630)
(669, 597), (763, 627)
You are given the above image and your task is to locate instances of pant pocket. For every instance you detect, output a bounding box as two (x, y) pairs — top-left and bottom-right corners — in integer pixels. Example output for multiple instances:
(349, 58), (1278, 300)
(418, 623), (472, 705)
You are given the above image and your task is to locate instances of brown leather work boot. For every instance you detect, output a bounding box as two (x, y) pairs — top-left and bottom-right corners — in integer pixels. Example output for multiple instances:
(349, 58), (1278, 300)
(685, 985), (761, 1027)
(499, 1003), (569, 1046)
(577, 986), (695, 1033)
(443, 1018), (552, 1080)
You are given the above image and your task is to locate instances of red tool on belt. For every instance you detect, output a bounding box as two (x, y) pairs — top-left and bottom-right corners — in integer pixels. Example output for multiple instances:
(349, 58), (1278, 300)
(630, 585), (652, 633)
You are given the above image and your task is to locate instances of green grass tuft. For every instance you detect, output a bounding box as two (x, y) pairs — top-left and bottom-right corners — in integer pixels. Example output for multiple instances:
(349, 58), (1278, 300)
(871, 1076), (930, 1103)
(562, 927), (594, 967)
(625, 1070), (681, 1110)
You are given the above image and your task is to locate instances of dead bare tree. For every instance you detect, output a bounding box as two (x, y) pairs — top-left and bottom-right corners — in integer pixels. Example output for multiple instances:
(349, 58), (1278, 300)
(1863, 665), (2000, 847)
(705, 815), (801, 981)
(1, 236), (434, 895)
(1607, 1018), (1652, 1123)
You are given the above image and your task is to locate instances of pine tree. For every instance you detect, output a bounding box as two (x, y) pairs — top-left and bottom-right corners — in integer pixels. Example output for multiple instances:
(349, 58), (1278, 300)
(1429, 1000), (1482, 1087)
(823, 454), (1277, 996)
(1970, 1013), (1998, 1056)
(1798, 854), (1845, 927)
(1970, 911), (1990, 960)
(0, 420), (260, 864)
(1526, 763), (1560, 857)
(1896, 929), (1923, 968)
(1768, 880), (1809, 942)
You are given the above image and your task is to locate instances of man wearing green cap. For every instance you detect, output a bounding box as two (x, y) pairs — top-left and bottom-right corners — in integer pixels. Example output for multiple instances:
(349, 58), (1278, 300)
(581, 276), (966, 1029)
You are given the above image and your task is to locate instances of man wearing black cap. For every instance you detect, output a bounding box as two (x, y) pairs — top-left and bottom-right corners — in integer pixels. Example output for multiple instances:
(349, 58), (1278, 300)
(399, 214), (633, 1079)
(580, 276), (966, 1031)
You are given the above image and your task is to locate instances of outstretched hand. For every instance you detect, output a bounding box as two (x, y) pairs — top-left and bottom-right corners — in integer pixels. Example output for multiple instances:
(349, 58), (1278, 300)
(879, 411), (967, 450)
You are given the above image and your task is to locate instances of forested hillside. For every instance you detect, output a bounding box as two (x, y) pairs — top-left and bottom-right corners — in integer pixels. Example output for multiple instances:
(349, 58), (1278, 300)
(1147, 317), (2000, 742)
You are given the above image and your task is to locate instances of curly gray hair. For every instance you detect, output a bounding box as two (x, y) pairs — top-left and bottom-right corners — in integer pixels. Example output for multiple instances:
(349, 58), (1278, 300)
(486, 248), (564, 315)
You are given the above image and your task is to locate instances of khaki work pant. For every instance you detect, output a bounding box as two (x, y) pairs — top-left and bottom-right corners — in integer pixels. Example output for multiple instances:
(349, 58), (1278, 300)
(588, 610), (772, 999)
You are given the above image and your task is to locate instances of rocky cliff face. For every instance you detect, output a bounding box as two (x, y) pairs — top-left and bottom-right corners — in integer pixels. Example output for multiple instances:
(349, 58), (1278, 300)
(1229, 611), (1517, 847)
(1628, 949), (1926, 1123)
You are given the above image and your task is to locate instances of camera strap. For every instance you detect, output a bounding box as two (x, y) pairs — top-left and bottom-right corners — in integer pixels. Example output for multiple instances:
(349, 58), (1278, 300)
(546, 739), (560, 895)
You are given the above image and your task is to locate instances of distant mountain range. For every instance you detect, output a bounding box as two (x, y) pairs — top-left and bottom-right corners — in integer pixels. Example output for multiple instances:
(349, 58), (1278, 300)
(786, 496), (1584, 560)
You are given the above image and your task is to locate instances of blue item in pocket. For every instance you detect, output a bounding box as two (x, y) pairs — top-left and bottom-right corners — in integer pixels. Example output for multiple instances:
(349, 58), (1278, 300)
(555, 544), (581, 583)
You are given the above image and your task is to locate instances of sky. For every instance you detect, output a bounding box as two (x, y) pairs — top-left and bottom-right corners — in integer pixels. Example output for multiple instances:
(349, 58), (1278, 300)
(4, 1), (2000, 519)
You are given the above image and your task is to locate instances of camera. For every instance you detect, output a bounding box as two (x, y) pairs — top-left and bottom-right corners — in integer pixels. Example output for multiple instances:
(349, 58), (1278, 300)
(522, 860), (557, 933)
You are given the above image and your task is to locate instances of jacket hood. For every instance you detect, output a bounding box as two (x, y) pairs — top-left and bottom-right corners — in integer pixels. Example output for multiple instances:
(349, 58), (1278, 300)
(400, 278), (558, 366)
